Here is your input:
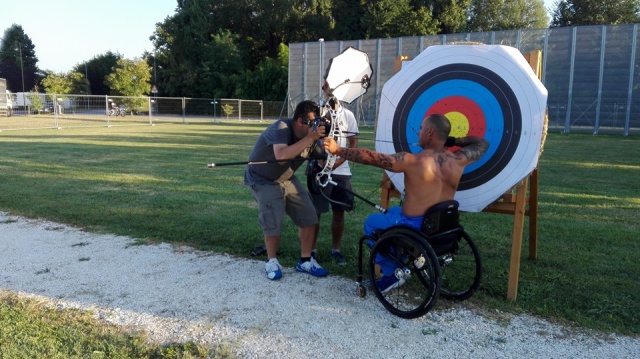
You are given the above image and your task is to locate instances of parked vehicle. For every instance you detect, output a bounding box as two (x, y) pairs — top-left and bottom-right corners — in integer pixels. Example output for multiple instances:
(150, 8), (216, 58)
(0, 78), (13, 117)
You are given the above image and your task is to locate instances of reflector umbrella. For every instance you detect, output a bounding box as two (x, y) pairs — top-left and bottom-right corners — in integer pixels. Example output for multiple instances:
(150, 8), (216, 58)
(324, 47), (373, 103)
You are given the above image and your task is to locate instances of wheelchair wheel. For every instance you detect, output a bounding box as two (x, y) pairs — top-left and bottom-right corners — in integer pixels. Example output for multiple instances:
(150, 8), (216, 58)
(369, 228), (440, 319)
(438, 231), (482, 301)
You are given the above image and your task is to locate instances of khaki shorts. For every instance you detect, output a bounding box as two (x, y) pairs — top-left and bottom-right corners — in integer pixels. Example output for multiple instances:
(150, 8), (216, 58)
(249, 177), (318, 237)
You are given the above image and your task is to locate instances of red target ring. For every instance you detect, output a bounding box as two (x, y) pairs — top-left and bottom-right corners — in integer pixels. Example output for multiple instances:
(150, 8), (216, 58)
(427, 96), (486, 139)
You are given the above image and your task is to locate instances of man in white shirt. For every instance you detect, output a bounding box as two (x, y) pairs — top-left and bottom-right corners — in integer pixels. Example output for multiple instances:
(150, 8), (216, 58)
(309, 86), (359, 265)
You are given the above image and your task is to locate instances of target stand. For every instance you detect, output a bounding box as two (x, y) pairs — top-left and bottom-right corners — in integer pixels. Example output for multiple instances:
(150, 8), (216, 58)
(379, 49), (546, 301)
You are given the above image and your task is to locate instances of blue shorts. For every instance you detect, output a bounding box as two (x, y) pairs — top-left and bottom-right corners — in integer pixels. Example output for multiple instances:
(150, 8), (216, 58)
(364, 206), (423, 279)
(364, 206), (422, 236)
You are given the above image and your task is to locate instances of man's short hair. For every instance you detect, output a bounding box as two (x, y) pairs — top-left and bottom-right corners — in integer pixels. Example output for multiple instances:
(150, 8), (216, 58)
(427, 114), (451, 140)
(294, 100), (319, 121)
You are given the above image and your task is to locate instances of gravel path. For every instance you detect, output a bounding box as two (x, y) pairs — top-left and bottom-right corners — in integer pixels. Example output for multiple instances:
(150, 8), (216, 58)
(1, 211), (638, 358)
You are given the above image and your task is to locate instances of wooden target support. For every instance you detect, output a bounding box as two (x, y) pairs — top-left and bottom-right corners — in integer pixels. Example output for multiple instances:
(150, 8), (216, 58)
(380, 50), (543, 301)
(484, 50), (542, 300)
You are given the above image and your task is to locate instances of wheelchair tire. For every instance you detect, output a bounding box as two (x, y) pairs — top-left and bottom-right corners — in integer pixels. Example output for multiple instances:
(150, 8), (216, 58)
(368, 227), (440, 319)
(438, 231), (482, 301)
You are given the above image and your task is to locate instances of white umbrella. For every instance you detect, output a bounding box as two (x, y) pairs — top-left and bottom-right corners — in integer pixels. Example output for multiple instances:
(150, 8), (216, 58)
(324, 47), (373, 103)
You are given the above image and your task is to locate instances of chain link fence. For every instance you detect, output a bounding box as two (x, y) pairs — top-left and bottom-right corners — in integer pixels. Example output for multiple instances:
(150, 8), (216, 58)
(0, 95), (285, 131)
(289, 23), (640, 136)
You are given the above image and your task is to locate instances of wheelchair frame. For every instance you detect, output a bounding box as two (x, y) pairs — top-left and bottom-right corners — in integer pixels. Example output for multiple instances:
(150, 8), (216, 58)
(355, 200), (482, 319)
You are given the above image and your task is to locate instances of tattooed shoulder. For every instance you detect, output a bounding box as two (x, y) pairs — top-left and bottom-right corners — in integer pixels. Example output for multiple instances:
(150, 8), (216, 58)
(391, 152), (406, 161)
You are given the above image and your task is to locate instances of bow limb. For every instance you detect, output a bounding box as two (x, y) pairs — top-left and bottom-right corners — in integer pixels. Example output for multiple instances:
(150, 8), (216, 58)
(315, 98), (343, 188)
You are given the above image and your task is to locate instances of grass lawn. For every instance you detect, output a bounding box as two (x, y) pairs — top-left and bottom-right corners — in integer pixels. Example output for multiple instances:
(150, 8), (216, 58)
(0, 121), (638, 352)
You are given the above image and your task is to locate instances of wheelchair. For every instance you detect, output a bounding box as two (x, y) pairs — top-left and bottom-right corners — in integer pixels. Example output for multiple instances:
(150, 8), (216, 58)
(355, 200), (482, 319)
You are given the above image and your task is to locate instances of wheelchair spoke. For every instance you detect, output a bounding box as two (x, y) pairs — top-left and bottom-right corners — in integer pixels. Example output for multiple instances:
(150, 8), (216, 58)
(439, 233), (482, 301)
(369, 231), (440, 319)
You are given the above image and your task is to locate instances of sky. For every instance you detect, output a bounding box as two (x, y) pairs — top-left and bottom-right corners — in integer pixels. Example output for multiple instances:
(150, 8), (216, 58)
(0, 0), (179, 73)
(1, 0), (556, 74)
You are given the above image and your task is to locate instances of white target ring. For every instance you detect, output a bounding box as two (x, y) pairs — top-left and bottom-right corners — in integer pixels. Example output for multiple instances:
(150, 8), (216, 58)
(376, 45), (547, 212)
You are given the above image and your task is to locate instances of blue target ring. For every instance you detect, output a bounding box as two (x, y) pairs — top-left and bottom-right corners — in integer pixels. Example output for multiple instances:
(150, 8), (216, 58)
(391, 63), (521, 191)
(404, 80), (503, 173)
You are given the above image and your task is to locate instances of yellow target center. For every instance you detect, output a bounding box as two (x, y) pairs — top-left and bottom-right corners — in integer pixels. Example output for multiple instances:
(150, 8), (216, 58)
(445, 111), (470, 137)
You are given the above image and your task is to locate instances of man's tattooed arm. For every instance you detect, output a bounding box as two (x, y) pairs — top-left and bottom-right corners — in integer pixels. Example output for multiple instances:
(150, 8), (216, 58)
(453, 136), (489, 163)
(337, 148), (406, 170)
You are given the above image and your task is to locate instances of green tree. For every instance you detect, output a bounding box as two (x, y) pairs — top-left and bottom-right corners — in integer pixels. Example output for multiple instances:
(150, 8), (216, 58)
(151, 0), (232, 97)
(74, 51), (120, 96)
(332, 0), (366, 40)
(0, 24), (40, 93)
(201, 0), (332, 62)
(361, 0), (438, 38)
(106, 58), (151, 113)
(152, 19), (247, 98)
(203, 30), (249, 98)
(288, 0), (334, 44)
(468, 0), (549, 32)
(232, 43), (289, 101)
(41, 71), (89, 95)
(41, 72), (72, 94)
(27, 91), (44, 113)
(67, 72), (91, 95)
(428, 0), (472, 34)
(551, 0), (640, 27)
(151, 0), (334, 98)
(221, 103), (234, 119)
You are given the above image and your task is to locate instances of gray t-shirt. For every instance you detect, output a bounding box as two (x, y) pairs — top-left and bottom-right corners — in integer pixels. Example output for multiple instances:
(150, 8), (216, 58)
(244, 119), (314, 185)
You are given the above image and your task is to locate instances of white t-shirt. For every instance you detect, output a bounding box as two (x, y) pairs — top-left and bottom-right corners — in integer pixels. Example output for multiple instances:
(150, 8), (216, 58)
(325, 105), (358, 176)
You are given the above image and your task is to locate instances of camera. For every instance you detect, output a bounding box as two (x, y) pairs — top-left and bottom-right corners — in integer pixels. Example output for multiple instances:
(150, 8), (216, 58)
(309, 116), (332, 137)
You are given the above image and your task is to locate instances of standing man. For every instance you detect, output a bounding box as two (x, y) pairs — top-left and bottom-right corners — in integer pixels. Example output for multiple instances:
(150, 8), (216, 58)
(309, 90), (359, 266)
(244, 100), (329, 280)
(323, 113), (489, 290)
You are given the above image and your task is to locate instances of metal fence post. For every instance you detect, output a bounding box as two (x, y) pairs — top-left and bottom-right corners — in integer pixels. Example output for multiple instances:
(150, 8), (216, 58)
(53, 94), (58, 128)
(624, 24), (637, 136)
(594, 26), (607, 134)
(563, 27), (577, 134)
(105, 95), (110, 127)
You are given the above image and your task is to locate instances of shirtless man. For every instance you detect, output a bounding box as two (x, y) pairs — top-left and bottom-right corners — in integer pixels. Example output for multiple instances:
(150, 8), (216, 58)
(322, 113), (489, 291)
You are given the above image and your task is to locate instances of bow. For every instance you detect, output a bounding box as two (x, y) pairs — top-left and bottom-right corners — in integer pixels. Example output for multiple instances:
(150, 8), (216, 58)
(314, 96), (342, 189)
(311, 96), (389, 213)
(311, 46), (378, 210)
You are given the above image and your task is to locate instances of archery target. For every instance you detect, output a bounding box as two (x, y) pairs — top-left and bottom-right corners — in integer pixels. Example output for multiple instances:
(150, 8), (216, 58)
(376, 45), (547, 212)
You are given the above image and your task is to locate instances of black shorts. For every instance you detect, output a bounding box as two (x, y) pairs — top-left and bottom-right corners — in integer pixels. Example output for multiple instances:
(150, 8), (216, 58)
(311, 174), (355, 213)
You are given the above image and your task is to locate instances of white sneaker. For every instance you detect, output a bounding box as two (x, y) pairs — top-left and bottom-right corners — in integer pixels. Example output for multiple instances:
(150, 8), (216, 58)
(265, 258), (282, 280)
(378, 275), (406, 293)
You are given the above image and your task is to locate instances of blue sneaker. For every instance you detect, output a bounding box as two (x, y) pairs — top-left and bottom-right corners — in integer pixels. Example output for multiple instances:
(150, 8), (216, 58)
(331, 250), (346, 266)
(296, 257), (328, 277)
(265, 258), (282, 280)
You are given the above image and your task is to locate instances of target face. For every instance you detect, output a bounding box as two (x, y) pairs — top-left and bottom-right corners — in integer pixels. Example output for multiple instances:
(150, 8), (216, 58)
(376, 45), (547, 212)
